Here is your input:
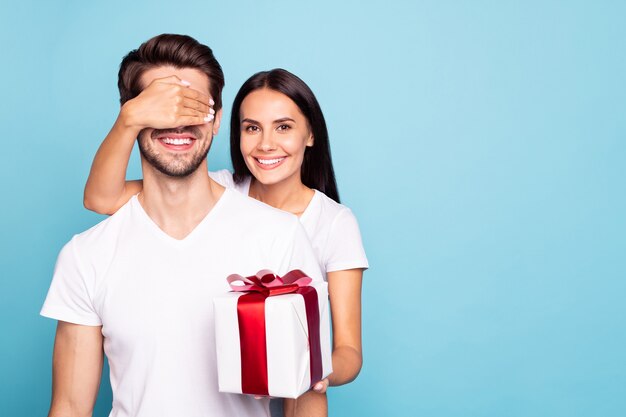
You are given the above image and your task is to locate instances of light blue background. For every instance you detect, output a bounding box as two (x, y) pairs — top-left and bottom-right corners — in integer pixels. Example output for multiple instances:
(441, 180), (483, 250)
(1, 1), (624, 416)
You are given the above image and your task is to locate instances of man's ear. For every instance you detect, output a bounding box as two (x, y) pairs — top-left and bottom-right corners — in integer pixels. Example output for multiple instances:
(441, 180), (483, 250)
(212, 108), (223, 136)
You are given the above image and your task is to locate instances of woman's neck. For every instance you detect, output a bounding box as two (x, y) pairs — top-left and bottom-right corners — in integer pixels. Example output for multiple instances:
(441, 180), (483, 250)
(248, 177), (314, 217)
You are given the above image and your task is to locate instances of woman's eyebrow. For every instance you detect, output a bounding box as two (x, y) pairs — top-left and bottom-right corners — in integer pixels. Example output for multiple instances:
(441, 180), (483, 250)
(241, 117), (296, 124)
(273, 117), (296, 123)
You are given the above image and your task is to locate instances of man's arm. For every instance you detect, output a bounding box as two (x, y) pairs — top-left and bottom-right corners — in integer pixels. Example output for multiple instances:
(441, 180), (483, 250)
(48, 321), (104, 417)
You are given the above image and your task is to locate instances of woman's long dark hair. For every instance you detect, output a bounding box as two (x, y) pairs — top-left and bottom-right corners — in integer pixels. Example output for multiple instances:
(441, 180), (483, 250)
(230, 69), (340, 203)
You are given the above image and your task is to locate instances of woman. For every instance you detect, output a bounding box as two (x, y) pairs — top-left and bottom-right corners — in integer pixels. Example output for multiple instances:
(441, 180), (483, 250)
(84, 69), (367, 417)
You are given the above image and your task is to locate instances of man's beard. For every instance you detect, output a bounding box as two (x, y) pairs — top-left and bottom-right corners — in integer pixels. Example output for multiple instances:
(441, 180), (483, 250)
(138, 126), (211, 178)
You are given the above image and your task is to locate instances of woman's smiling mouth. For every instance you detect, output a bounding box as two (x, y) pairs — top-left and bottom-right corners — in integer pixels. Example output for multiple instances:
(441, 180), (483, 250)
(254, 157), (286, 168)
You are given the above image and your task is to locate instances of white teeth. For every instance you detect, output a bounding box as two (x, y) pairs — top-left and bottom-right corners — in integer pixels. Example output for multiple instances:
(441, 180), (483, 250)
(162, 137), (192, 145)
(257, 158), (284, 165)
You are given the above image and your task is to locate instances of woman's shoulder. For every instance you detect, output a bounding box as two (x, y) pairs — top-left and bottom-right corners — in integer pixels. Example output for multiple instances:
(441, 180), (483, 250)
(308, 190), (369, 272)
(311, 190), (357, 222)
(302, 190), (364, 243)
(209, 170), (251, 195)
(209, 169), (235, 187)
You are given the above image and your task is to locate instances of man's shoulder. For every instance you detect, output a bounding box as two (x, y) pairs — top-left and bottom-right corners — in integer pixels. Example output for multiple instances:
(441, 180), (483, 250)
(220, 190), (304, 247)
(70, 199), (135, 250)
(226, 189), (299, 225)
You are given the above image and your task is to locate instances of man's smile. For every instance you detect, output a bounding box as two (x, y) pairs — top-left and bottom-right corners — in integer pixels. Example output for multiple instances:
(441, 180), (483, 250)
(157, 136), (196, 151)
(152, 128), (201, 151)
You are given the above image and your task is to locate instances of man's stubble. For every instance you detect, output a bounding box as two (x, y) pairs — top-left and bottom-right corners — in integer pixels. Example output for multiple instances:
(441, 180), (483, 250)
(138, 126), (212, 178)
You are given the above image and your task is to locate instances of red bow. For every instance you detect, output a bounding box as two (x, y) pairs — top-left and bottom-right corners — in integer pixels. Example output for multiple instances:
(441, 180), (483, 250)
(227, 269), (312, 296)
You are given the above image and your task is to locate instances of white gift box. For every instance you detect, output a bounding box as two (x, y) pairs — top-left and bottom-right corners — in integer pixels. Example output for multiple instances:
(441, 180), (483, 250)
(213, 279), (332, 398)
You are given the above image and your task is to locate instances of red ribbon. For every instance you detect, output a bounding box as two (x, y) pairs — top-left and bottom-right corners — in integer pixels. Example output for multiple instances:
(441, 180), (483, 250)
(228, 270), (323, 396)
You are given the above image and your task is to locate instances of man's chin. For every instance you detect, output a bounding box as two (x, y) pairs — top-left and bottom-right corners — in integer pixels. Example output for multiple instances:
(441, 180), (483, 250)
(143, 155), (204, 177)
(139, 147), (209, 179)
(154, 164), (201, 178)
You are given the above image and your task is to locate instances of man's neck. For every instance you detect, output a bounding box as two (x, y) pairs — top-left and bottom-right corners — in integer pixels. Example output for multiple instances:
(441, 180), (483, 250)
(138, 162), (223, 240)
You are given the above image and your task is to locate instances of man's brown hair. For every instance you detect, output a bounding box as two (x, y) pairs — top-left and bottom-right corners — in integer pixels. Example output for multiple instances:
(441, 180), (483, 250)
(118, 34), (225, 110)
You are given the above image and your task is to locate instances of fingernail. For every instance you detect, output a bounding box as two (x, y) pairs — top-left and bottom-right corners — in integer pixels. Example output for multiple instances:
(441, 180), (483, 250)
(204, 114), (214, 122)
(209, 98), (215, 106)
(181, 80), (191, 86)
(209, 108), (215, 115)
(314, 383), (323, 391)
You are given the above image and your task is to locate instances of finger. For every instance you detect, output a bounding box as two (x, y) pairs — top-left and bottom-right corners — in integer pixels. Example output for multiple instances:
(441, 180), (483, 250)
(153, 75), (184, 85)
(314, 385), (327, 393)
(182, 88), (211, 105)
(176, 115), (213, 126)
(313, 379), (329, 393)
(178, 107), (213, 120)
(181, 97), (212, 114)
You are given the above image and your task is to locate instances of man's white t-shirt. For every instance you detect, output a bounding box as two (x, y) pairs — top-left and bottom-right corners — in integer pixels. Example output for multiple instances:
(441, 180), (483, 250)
(41, 189), (323, 417)
(209, 170), (369, 278)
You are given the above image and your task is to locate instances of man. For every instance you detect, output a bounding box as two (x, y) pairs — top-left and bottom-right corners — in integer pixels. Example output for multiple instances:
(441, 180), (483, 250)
(41, 34), (322, 417)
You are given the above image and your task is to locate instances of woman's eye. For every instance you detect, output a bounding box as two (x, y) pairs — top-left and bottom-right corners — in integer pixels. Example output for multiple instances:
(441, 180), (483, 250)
(277, 124), (291, 132)
(244, 125), (259, 133)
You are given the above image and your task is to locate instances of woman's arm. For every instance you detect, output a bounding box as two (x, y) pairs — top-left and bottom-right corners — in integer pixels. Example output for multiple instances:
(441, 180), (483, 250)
(288, 268), (363, 417)
(83, 75), (213, 214)
(325, 268), (364, 386)
(83, 112), (143, 214)
(284, 392), (327, 417)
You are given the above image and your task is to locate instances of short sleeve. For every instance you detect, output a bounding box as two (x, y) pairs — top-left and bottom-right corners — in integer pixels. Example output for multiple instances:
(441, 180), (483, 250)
(40, 238), (102, 326)
(277, 219), (325, 283)
(324, 208), (369, 273)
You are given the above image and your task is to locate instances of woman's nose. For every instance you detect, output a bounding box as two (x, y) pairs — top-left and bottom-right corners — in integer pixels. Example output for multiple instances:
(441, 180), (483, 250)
(258, 132), (276, 151)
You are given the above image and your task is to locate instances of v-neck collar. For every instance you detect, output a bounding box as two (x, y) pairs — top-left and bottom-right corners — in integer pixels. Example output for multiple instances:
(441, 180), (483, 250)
(131, 188), (231, 246)
(298, 189), (320, 222)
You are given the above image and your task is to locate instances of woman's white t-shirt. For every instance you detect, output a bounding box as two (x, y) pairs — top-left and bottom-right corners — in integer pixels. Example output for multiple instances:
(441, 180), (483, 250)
(209, 170), (369, 278)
